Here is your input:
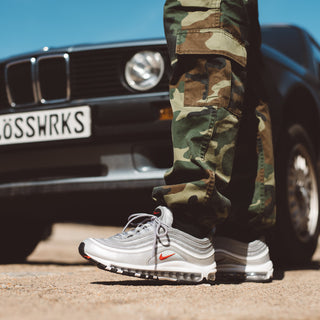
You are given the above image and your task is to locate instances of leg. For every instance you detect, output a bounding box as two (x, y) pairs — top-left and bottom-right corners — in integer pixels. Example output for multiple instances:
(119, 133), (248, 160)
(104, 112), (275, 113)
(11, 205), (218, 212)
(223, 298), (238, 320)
(153, 0), (276, 238)
(78, 0), (276, 283)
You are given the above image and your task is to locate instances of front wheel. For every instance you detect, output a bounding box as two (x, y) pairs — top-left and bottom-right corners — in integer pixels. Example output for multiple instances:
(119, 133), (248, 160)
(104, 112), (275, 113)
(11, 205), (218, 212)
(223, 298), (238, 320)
(271, 124), (320, 265)
(0, 220), (52, 264)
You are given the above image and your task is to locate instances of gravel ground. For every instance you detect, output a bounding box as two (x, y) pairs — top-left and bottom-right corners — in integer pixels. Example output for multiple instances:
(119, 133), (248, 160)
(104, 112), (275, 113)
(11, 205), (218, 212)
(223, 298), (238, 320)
(0, 223), (320, 320)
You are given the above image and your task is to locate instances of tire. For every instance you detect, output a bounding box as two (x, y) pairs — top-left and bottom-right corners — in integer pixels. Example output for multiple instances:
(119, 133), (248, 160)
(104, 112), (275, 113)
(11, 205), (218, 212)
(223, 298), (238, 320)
(0, 220), (52, 264)
(270, 124), (320, 265)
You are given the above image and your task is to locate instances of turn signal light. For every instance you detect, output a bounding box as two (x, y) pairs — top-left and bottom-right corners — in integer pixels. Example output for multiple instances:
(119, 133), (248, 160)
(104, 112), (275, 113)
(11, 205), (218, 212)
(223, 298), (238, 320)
(159, 107), (173, 121)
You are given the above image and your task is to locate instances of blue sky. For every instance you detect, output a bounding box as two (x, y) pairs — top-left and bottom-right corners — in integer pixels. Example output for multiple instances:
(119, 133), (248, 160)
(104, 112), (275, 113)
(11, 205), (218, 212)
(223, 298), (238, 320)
(0, 0), (320, 60)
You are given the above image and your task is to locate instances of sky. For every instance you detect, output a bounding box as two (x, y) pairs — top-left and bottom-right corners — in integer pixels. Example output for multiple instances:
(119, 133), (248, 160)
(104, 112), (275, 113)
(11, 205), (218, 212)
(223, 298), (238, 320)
(0, 0), (320, 60)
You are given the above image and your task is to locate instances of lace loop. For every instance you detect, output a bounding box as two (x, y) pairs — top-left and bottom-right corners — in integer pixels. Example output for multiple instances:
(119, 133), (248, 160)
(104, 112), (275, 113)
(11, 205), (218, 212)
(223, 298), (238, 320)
(122, 213), (169, 264)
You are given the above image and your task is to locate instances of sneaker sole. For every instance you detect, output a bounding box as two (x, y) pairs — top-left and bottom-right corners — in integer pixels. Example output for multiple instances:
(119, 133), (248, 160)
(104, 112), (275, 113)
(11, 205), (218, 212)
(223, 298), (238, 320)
(216, 261), (274, 283)
(79, 242), (216, 283)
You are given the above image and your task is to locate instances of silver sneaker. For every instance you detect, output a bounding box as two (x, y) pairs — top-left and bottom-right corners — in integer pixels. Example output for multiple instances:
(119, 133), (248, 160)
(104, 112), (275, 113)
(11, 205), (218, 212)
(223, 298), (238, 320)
(79, 206), (216, 283)
(213, 236), (274, 282)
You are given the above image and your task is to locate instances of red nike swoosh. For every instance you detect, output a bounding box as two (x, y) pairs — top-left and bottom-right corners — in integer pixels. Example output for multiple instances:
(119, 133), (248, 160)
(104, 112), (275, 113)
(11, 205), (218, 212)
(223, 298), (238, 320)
(159, 253), (175, 260)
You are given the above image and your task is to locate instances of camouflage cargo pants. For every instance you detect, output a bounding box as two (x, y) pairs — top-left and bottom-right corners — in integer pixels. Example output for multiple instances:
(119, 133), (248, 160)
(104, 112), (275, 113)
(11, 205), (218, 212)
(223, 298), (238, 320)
(152, 0), (276, 236)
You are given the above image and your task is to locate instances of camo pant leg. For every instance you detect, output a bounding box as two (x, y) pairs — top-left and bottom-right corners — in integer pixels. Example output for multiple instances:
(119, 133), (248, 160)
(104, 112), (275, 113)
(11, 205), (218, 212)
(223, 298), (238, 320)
(249, 102), (276, 229)
(152, 0), (276, 233)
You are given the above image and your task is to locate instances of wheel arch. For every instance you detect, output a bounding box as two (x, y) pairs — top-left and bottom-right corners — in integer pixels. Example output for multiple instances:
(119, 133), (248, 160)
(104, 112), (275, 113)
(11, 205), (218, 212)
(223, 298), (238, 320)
(280, 84), (320, 158)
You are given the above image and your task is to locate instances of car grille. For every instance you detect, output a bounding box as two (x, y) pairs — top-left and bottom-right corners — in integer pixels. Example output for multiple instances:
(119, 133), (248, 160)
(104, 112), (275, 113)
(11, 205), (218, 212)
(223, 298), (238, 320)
(0, 44), (169, 110)
(6, 58), (36, 106)
(70, 49), (123, 99)
(37, 54), (70, 103)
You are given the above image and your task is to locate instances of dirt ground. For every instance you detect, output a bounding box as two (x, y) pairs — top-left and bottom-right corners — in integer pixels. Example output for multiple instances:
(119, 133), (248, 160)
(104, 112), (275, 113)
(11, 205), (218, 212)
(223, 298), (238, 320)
(0, 223), (320, 320)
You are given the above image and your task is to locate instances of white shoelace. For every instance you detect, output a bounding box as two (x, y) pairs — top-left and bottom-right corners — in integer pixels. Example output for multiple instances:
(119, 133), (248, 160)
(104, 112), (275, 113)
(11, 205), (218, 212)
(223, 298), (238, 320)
(122, 213), (169, 264)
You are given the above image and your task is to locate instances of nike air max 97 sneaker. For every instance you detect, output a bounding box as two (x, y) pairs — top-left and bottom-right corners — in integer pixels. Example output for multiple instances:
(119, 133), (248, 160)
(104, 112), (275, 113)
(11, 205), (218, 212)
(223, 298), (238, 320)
(79, 206), (216, 283)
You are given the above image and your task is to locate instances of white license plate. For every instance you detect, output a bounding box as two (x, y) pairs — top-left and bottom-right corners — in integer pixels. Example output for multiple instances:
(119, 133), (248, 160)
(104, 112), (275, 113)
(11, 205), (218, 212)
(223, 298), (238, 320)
(0, 105), (91, 146)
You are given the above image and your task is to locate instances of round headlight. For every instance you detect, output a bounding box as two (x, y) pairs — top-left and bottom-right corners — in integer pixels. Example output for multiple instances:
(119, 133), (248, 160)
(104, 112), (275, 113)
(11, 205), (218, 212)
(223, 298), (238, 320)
(125, 51), (165, 91)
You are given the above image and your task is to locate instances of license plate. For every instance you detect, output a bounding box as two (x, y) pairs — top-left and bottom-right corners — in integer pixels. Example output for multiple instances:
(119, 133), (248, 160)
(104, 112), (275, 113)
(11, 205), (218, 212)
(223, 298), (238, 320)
(0, 105), (91, 146)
